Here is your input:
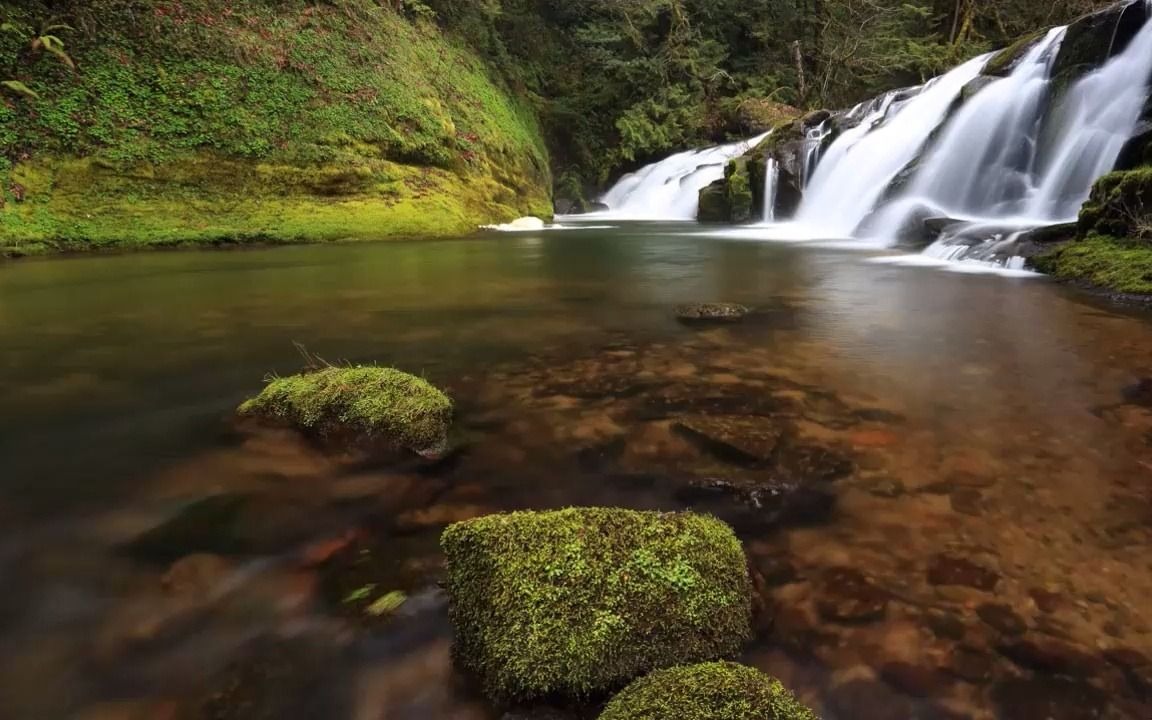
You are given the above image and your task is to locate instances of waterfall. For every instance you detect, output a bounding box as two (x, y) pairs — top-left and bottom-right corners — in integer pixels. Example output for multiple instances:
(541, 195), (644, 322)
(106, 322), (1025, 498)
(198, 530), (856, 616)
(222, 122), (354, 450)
(589, 134), (768, 220)
(777, 2), (1152, 268)
(789, 54), (990, 238)
(763, 157), (779, 222)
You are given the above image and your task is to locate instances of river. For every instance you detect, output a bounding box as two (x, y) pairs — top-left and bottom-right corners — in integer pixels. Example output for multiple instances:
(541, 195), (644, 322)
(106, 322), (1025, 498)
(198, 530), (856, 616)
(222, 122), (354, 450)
(1, 223), (1150, 719)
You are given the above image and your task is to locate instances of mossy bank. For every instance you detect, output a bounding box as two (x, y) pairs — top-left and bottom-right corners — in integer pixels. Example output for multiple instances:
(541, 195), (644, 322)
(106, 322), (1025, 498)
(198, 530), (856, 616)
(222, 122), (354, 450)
(0, 1), (551, 255)
(1033, 168), (1152, 296)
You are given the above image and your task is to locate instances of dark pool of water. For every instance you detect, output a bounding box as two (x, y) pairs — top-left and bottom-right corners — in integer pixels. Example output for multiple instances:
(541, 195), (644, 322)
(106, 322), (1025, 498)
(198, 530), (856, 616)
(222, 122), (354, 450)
(2, 223), (1152, 719)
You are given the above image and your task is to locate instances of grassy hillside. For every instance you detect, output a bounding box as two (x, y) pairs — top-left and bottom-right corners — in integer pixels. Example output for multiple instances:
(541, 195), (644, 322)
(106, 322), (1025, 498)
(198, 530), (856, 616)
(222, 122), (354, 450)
(0, 0), (551, 254)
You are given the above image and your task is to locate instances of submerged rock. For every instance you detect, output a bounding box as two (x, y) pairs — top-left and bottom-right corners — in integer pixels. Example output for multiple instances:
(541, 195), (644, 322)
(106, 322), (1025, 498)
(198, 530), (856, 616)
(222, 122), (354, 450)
(193, 636), (350, 720)
(674, 303), (751, 324)
(815, 567), (889, 624)
(441, 508), (751, 700)
(597, 661), (817, 720)
(927, 554), (1000, 591)
(991, 676), (1108, 720)
(237, 366), (453, 458)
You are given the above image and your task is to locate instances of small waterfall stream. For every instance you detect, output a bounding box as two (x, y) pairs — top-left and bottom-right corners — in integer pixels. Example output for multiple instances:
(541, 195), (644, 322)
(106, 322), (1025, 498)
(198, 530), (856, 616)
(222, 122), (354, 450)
(763, 158), (779, 222)
(590, 134), (768, 220)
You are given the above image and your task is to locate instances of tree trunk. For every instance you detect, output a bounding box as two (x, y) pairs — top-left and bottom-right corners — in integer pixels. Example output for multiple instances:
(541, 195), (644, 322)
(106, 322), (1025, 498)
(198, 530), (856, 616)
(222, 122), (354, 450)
(792, 40), (807, 106)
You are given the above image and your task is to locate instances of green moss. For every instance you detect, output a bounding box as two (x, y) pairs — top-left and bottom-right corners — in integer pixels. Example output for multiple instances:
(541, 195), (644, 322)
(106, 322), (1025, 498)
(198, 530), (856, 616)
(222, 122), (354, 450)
(0, 1), (551, 252)
(599, 662), (817, 720)
(697, 179), (731, 223)
(0, 153), (550, 255)
(725, 159), (754, 224)
(441, 508), (752, 701)
(1033, 233), (1152, 294)
(1077, 168), (1152, 238)
(983, 30), (1046, 77)
(238, 366), (453, 455)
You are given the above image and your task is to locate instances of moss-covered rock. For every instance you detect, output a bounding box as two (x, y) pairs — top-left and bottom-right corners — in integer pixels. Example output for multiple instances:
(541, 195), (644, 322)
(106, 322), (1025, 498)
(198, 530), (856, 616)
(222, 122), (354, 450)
(441, 508), (752, 701)
(983, 29), (1048, 78)
(238, 366), (453, 456)
(1032, 233), (1152, 294)
(598, 662), (818, 720)
(698, 179), (731, 223)
(1078, 168), (1152, 237)
(725, 159), (755, 223)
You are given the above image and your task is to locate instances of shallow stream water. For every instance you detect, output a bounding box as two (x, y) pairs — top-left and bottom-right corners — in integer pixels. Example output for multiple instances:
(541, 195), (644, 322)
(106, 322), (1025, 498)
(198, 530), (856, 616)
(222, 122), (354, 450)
(2, 223), (1151, 719)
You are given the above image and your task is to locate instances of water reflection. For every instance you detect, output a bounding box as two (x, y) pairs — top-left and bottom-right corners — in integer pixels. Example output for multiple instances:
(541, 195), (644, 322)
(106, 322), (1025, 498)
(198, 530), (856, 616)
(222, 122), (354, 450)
(1, 226), (1151, 718)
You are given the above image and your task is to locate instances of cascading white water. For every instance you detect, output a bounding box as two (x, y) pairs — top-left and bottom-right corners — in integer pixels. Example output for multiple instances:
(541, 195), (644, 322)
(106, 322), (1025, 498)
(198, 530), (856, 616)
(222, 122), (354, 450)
(876, 28), (1067, 225)
(874, 16), (1152, 246)
(763, 157), (779, 222)
(589, 133), (768, 220)
(789, 54), (990, 238)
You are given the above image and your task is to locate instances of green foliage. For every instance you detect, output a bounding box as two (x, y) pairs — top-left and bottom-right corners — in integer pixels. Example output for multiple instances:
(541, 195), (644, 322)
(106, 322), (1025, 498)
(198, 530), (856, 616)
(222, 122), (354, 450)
(441, 508), (752, 701)
(1033, 234), (1152, 295)
(599, 662), (817, 720)
(238, 366), (454, 454)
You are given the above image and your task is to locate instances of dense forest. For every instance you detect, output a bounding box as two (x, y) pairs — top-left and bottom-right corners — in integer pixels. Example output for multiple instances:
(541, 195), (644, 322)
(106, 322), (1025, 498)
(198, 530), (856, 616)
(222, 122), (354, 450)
(0, 0), (1118, 193)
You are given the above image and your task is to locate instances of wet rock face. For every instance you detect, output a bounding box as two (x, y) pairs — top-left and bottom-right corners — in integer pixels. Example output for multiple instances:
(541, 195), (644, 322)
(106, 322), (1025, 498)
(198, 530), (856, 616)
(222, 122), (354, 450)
(927, 555), (1000, 591)
(674, 303), (751, 324)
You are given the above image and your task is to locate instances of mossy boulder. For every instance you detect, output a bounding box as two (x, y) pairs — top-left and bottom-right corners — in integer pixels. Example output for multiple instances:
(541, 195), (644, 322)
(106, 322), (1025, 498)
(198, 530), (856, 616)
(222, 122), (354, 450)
(441, 508), (752, 701)
(238, 366), (453, 457)
(698, 179), (732, 222)
(598, 662), (818, 720)
(1078, 168), (1152, 238)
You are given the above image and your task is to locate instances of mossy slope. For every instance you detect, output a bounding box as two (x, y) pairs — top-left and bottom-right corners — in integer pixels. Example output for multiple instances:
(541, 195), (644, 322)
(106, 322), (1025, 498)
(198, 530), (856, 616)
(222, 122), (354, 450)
(238, 366), (453, 455)
(599, 662), (818, 720)
(441, 508), (752, 701)
(1033, 169), (1152, 295)
(0, 1), (551, 254)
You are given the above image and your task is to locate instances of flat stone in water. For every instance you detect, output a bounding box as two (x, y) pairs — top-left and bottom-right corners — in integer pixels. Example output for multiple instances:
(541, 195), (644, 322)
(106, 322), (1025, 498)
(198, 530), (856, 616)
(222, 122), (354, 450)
(879, 661), (950, 698)
(947, 646), (996, 684)
(949, 488), (984, 516)
(674, 302), (750, 324)
(976, 603), (1028, 636)
(671, 415), (785, 466)
(996, 637), (1104, 678)
(927, 554), (1000, 591)
(816, 567), (889, 623)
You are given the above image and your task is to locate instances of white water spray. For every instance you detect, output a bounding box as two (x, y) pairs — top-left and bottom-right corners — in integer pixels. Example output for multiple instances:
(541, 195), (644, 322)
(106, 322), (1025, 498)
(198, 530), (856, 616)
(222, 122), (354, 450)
(588, 133), (768, 220)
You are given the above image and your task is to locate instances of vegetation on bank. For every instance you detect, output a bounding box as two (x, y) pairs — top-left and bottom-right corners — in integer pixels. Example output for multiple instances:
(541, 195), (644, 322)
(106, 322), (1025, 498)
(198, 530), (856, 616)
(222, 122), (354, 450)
(238, 366), (454, 456)
(0, 0), (551, 253)
(1032, 168), (1152, 295)
(598, 662), (818, 720)
(441, 508), (752, 700)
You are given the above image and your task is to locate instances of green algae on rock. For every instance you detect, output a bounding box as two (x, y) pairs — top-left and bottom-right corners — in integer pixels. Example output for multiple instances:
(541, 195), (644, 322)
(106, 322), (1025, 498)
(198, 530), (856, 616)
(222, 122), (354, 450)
(238, 366), (453, 457)
(441, 508), (752, 701)
(598, 662), (818, 720)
